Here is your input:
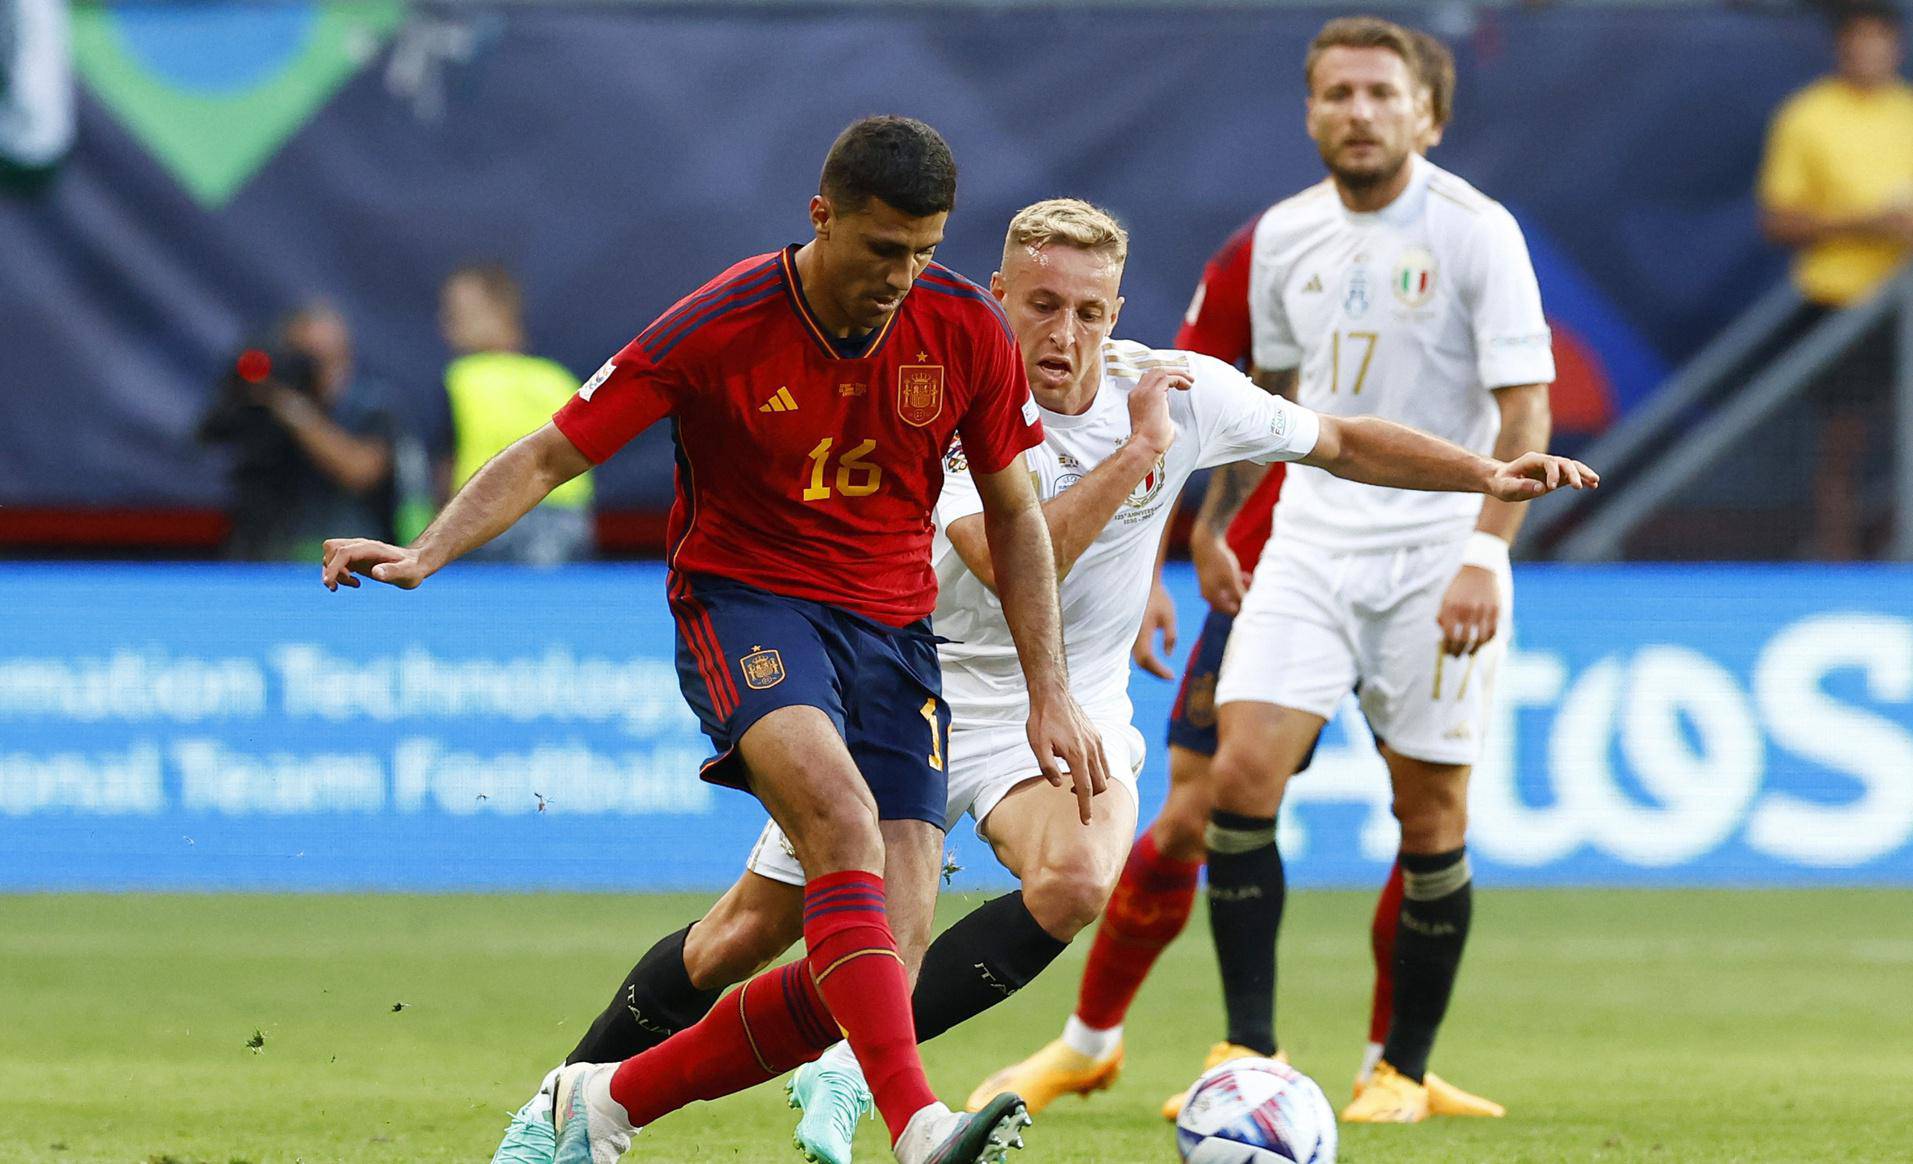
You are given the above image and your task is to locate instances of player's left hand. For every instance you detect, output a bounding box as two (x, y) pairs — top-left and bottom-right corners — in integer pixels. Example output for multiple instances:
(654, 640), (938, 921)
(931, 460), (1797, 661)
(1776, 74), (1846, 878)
(1131, 576), (1179, 680)
(1027, 693), (1111, 825)
(1126, 365), (1193, 458)
(1437, 564), (1501, 656)
(321, 538), (430, 591)
(1485, 452), (1599, 502)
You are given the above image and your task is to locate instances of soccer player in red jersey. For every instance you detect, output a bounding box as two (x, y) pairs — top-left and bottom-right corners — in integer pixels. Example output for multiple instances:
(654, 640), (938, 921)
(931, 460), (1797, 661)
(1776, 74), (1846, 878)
(1003, 27), (1504, 1122)
(321, 116), (1109, 1164)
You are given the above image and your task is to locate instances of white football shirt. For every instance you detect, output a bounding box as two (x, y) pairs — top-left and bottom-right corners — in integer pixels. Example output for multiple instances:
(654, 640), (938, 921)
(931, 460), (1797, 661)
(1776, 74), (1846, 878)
(932, 338), (1319, 726)
(1248, 154), (1555, 553)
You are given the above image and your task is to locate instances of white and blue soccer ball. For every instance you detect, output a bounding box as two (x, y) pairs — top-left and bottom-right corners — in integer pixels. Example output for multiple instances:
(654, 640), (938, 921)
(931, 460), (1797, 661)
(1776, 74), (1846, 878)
(1174, 1057), (1338, 1164)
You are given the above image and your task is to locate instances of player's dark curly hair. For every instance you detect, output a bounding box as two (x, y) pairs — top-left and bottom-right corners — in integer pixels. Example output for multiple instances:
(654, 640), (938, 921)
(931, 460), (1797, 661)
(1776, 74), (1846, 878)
(820, 116), (958, 219)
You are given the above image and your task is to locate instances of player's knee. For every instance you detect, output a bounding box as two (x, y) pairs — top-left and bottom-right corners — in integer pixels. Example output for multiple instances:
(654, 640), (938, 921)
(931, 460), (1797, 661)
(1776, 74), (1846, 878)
(683, 907), (792, 990)
(783, 796), (884, 874)
(1152, 801), (1209, 863)
(1023, 856), (1119, 940)
(1395, 784), (1468, 852)
(1210, 745), (1284, 817)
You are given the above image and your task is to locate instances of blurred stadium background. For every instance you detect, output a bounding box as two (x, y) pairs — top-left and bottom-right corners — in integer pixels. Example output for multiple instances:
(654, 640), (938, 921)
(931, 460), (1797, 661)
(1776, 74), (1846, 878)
(2, 1), (1911, 1161)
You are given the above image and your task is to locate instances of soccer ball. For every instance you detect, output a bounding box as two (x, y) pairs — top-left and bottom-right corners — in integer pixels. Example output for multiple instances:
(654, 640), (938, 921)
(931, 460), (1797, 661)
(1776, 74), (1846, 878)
(1174, 1057), (1338, 1163)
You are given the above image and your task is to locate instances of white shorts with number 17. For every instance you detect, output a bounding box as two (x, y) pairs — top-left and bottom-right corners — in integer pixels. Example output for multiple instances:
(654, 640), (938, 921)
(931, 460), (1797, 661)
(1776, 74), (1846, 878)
(1214, 537), (1511, 767)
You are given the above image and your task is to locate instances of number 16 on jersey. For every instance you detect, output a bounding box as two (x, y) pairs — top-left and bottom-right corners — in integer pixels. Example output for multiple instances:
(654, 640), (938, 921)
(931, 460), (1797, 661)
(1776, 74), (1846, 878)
(803, 437), (882, 501)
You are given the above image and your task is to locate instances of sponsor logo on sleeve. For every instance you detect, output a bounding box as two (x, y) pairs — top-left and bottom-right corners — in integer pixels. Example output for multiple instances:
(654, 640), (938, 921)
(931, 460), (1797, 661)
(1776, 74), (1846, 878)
(578, 359), (616, 400)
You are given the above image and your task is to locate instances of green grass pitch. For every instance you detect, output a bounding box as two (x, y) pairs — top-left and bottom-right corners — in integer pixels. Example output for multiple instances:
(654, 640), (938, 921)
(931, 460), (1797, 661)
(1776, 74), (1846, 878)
(2, 889), (1910, 1163)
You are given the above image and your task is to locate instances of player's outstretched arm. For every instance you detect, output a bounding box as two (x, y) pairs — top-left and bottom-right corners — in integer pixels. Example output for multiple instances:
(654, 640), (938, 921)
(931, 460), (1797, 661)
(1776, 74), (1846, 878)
(971, 460), (1111, 824)
(1300, 412), (1597, 502)
(322, 423), (592, 591)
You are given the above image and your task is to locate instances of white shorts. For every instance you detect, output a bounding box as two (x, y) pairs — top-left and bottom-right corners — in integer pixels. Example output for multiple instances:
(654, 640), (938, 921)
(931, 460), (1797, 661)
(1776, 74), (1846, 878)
(746, 716), (1145, 887)
(1214, 538), (1512, 767)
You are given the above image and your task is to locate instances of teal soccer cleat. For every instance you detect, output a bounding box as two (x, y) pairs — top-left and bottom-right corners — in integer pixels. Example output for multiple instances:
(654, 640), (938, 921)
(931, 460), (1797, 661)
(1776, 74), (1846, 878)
(787, 1051), (873, 1164)
(551, 1062), (635, 1164)
(489, 1067), (560, 1164)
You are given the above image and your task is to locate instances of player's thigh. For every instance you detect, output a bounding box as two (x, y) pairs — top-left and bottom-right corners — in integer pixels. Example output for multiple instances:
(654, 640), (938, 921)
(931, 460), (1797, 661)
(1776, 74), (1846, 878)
(980, 722), (1144, 878)
(1213, 543), (1357, 727)
(1355, 542), (1512, 772)
(839, 618), (951, 830)
(1209, 700), (1328, 817)
(683, 865), (806, 990)
(671, 577), (874, 850)
(739, 705), (882, 874)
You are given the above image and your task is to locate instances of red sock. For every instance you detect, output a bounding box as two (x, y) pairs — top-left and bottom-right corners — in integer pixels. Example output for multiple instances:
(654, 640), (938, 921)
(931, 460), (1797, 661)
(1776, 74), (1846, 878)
(802, 870), (935, 1144)
(1367, 861), (1404, 1045)
(608, 959), (837, 1127)
(1074, 830), (1203, 1030)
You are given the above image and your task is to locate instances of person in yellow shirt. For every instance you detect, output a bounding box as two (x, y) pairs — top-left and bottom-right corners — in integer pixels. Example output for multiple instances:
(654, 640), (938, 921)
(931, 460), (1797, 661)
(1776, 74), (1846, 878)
(1758, 3), (1913, 559)
(436, 263), (595, 564)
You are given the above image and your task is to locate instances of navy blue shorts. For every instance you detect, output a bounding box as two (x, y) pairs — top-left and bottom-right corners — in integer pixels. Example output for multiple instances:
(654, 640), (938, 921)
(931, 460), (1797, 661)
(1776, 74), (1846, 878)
(669, 573), (950, 826)
(1165, 606), (1329, 769)
(1167, 607), (1233, 755)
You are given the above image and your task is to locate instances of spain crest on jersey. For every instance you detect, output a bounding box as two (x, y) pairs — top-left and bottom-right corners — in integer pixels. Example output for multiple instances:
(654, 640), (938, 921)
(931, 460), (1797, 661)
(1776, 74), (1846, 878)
(897, 365), (945, 427)
(740, 647), (786, 690)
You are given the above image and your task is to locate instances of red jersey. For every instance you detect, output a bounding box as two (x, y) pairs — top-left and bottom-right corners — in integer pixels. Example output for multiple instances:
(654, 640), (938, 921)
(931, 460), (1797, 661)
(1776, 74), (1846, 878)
(555, 247), (1042, 626)
(1174, 216), (1285, 576)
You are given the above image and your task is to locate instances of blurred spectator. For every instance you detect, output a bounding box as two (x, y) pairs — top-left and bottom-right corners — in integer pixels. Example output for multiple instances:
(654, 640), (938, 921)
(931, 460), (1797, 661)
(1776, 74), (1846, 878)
(1758, 2), (1913, 558)
(437, 263), (594, 565)
(198, 302), (395, 561)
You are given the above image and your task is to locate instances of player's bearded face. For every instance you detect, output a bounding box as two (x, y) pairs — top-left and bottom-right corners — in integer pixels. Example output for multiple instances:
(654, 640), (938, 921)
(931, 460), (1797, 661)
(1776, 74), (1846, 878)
(1306, 46), (1422, 189)
(991, 243), (1123, 404)
(811, 196), (947, 332)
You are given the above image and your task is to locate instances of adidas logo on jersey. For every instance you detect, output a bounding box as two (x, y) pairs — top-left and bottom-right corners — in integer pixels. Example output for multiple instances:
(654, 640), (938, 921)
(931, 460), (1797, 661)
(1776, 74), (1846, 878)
(758, 386), (799, 413)
(1302, 274), (1323, 293)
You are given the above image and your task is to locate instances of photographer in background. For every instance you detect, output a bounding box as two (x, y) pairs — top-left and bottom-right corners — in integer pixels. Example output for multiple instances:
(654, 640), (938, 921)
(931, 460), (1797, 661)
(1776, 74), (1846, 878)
(199, 302), (395, 561)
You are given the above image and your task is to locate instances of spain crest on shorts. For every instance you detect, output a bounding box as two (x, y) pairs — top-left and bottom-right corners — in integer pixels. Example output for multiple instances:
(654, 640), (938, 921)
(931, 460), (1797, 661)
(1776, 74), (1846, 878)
(897, 365), (945, 427)
(740, 647), (786, 690)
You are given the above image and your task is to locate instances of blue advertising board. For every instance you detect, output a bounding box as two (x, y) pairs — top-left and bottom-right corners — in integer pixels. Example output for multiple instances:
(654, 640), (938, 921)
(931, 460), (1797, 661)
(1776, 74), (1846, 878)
(2, 564), (1910, 890)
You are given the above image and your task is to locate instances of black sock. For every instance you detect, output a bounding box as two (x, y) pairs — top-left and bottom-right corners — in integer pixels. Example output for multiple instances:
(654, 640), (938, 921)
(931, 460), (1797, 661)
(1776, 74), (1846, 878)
(1205, 810), (1284, 1057)
(1382, 847), (1473, 1083)
(910, 891), (1069, 1042)
(564, 924), (724, 1064)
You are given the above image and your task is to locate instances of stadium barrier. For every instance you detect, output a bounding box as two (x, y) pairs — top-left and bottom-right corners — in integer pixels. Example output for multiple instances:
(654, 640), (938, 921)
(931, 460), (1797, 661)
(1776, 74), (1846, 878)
(2, 563), (1910, 890)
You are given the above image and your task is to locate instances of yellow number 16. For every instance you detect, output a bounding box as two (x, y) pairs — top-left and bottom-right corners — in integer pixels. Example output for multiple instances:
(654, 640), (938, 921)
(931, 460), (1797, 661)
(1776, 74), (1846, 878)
(803, 437), (883, 501)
